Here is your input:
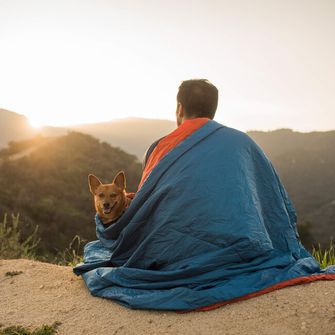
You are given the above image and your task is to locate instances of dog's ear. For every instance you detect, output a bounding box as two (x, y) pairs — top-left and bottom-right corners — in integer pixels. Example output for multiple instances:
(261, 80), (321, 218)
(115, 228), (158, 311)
(113, 171), (126, 190)
(88, 174), (102, 194)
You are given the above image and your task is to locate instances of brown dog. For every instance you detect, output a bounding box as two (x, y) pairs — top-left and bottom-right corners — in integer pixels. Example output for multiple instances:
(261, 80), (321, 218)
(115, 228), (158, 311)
(88, 171), (132, 225)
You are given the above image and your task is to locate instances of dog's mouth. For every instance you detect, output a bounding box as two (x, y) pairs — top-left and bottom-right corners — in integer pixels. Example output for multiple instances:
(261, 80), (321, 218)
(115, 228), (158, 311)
(103, 202), (117, 215)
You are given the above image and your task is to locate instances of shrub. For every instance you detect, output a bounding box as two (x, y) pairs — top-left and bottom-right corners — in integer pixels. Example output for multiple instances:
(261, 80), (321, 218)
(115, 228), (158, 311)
(0, 321), (61, 335)
(0, 213), (39, 259)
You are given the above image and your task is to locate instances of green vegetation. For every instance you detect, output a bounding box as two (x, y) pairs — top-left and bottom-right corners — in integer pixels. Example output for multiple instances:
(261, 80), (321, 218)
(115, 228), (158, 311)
(0, 321), (61, 335)
(54, 235), (85, 266)
(0, 213), (85, 265)
(0, 214), (39, 259)
(0, 132), (142, 258)
(5, 271), (23, 277)
(312, 241), (335, 269)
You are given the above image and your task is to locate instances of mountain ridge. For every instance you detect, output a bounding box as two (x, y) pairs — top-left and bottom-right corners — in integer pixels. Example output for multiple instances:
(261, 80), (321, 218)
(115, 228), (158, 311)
(1, 108), (334, 248)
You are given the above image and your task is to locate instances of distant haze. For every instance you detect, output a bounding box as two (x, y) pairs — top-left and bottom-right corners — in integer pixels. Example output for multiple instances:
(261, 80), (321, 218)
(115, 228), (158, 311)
(0, 108), (176, 159)
(0, 0), (334, 131)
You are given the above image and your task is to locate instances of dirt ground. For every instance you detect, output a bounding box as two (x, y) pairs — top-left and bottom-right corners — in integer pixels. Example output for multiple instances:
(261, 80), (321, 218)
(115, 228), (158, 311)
(1, 259), (335, 335)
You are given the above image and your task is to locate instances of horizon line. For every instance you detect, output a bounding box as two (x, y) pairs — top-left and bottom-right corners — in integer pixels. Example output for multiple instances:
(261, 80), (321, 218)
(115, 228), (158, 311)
(1, 107), (334, 133)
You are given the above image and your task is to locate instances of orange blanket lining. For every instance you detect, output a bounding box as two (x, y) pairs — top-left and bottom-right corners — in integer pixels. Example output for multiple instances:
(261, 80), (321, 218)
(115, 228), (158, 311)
(138, 118), (209, 190)
(179, 273), (335, 313)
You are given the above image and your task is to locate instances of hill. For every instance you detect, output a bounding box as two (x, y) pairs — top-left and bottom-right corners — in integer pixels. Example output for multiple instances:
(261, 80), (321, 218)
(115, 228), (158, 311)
(0, 108), (68, 148)
(0, 109), (38, 147)
(71, 117), (176, 159)
(248, 129), (335, 247)
(0, 109), (175, 159)
(0, 132), (142, 257)
(0, 109), (334, 248)
(1, 259), (335, 335)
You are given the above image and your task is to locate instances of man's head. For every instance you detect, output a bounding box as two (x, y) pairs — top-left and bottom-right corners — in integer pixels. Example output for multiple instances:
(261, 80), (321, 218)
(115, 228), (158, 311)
(176, 79), (218, 126)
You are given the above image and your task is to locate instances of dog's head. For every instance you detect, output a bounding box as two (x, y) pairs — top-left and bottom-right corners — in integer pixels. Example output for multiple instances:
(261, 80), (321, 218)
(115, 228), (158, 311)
(88, 171), (128, 224)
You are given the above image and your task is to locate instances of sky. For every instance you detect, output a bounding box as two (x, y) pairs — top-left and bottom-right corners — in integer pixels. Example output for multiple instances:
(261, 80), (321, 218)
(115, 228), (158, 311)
(0, 0), (334, 131)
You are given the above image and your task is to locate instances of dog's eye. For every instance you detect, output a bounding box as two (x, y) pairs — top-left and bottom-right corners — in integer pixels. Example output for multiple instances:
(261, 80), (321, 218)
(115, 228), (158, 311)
(98, 193), (104, 198)
(110, 193), (117, 198)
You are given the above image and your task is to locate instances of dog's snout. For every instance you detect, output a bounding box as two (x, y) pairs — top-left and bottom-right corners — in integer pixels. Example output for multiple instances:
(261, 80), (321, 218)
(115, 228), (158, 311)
(103, 202), (110, 209)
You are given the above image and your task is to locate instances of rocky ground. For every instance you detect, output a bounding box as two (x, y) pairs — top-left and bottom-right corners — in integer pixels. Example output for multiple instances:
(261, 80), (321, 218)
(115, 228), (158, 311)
(1, 259), (335, 335)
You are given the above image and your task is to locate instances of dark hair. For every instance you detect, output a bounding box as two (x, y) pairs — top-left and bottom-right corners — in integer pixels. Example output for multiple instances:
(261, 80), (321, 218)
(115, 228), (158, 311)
(177, 79), (218, 119)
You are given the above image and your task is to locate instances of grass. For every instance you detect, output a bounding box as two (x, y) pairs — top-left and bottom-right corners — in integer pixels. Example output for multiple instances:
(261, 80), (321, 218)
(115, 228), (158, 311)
(54, 235), (85, 266)
(0, 213), (84, 266)
(312, 241), (335, 269)
(5, 271), (23, 277)
(0, 214), (39, 260)
(0, 322), (61, 335)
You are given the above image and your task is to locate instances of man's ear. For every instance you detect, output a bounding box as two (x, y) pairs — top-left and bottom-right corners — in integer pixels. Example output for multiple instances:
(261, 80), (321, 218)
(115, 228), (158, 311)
(88, 174), (102, 194)
(113, 171), (126, 190)
(177, 103), (185, 119)
(176, 102), (185, 126)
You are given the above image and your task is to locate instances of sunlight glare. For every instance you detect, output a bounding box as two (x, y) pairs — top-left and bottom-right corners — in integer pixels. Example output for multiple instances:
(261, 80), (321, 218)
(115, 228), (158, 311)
(28, 117), (42, 129)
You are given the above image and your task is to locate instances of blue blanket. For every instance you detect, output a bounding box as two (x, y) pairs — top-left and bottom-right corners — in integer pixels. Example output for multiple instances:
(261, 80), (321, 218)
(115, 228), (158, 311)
(74, 120), (335, 310)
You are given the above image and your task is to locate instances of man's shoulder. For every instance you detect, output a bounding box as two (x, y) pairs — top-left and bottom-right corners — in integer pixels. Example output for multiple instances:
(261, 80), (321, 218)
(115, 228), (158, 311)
(210, 121), (255, 146)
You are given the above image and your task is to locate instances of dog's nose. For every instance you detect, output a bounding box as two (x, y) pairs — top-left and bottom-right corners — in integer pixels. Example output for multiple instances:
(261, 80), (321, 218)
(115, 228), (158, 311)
(103, 203), (110, 209)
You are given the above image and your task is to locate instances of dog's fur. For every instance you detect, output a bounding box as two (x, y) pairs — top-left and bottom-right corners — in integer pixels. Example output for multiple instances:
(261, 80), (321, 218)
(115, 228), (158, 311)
(88, 171), (131, 225)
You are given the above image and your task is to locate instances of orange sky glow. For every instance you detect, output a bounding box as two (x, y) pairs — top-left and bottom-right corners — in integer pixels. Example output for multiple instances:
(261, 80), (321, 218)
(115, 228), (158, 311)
(0, 0), (334, 132)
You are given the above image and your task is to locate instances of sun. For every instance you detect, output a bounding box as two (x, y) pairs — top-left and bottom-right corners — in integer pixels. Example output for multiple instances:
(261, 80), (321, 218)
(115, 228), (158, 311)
(28, 118), (43, 129)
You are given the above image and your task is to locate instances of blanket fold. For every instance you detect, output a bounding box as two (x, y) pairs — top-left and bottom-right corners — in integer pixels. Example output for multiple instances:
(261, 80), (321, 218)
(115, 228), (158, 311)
(74, 120), (335, 310)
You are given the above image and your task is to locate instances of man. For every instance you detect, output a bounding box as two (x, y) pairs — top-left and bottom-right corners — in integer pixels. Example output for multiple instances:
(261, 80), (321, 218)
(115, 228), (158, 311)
(75, 79), (335, 311)
(142, 79), (218, 171)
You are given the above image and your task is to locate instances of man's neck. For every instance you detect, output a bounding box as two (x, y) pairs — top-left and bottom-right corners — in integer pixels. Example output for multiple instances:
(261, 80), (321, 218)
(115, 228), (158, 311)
(178, 116), (209, 127)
